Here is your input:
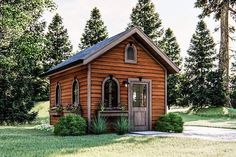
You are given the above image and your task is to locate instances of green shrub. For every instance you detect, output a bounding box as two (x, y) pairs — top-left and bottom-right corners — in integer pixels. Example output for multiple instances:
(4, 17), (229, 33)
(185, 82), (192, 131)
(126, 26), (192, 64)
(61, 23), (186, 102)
(92, 117), (107, 134)
(115, 117), (129, 135)
(54, 115), (87, 136)
(156, 113), (184, 133)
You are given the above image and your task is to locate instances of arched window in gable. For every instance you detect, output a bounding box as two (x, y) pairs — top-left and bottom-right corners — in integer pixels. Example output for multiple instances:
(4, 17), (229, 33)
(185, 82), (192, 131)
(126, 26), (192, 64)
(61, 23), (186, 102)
(125, 42), (137, 63)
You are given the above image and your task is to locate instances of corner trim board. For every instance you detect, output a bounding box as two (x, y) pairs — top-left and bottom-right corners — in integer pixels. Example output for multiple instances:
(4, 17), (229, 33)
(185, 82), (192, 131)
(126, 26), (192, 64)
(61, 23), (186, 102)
(87, 64), (91, 129)
(165, 69), (167, 114)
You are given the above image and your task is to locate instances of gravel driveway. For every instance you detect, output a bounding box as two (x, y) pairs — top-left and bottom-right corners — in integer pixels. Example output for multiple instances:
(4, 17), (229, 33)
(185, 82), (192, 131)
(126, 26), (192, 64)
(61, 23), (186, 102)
(129, 126), (236, 142)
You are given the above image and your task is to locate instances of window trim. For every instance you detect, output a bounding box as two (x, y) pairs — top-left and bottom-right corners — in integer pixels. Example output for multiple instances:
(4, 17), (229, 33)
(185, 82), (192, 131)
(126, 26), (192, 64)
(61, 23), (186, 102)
(102, 76), (120, 108)
(125, 43), (137, 64)
(72, 79), (80, 105)
(55, 82), (61, 106)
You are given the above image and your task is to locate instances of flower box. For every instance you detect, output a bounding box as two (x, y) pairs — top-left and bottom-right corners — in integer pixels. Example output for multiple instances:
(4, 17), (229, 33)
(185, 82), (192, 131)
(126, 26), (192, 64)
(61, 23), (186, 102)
(49, 111), (63, 116)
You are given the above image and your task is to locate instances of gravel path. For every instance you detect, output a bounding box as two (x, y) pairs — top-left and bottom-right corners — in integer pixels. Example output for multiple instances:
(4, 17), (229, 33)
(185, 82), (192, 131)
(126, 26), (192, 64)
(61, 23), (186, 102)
(129, 126), (236, 142)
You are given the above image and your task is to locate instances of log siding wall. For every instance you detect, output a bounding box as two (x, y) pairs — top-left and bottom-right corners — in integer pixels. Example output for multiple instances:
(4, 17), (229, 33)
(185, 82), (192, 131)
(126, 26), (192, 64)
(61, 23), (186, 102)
(49, 65), (88, 124)
(49, 37), (166, 129)
(90, 37), (165, 128)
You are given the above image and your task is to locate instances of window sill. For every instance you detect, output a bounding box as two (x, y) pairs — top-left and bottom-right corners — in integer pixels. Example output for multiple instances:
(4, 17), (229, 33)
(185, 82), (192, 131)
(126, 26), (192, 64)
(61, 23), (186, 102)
(98, 110), (128, 117)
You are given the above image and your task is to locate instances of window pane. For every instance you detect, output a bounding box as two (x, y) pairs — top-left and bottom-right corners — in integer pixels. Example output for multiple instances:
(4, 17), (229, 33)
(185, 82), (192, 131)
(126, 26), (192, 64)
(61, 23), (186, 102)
(127, 46), (135, 60)
(132, 84), (147, 107)
(56, 85), (61, 106)
(104, 79), (118, 108)
(73, 81), (79, 104)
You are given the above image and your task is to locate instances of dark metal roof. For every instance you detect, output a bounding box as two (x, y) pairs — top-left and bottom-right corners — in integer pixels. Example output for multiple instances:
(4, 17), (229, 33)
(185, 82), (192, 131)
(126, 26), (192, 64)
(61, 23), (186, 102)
(42, 30), (128, 76)
(41, 27), (180, 77)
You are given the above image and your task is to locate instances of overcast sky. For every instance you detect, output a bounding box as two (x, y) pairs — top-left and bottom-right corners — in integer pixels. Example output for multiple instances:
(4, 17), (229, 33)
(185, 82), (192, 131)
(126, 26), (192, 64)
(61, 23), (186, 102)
(43, 0), (223, 58)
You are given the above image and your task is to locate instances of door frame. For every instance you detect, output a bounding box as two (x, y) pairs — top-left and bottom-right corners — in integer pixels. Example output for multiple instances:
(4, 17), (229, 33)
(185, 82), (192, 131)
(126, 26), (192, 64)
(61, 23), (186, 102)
(128, 78), (152, 131)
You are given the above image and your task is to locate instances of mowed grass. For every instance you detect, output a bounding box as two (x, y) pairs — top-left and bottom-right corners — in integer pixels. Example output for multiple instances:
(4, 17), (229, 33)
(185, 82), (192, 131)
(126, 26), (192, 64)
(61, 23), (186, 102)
(0, 127), (236, 157)
(171, 107), (236, 129)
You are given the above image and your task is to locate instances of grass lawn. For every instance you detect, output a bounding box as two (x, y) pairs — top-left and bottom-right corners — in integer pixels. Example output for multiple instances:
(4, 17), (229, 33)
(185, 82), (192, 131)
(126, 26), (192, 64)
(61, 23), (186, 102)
(171, 107), (236, 129)
(0, 127), (236, 157)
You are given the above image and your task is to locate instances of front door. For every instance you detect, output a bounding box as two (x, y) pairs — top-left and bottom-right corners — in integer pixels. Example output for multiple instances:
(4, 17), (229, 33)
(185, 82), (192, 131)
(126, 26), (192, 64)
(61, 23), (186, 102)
(129, 80), (150, 131)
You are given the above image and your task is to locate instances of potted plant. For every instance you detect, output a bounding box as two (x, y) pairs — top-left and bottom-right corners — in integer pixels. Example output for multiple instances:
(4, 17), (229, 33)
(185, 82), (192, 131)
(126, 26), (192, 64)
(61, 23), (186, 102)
(100, 101), (105, 112)
(64, 103), (82, 116)
(49, 105), (63, 116)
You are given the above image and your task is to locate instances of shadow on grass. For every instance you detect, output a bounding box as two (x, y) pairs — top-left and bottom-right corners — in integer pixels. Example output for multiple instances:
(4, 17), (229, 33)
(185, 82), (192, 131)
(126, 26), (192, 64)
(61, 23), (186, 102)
(0, 127), (160, 157)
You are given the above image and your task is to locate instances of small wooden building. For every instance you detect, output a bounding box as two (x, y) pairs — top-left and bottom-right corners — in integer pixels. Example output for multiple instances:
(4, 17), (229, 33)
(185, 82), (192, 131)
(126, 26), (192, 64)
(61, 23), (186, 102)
(42, 27), (179, 131)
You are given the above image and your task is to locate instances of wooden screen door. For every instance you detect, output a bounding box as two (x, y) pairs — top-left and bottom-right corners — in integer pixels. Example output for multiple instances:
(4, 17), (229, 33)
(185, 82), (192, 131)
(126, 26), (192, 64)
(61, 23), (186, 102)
(129, 80), (150, 131)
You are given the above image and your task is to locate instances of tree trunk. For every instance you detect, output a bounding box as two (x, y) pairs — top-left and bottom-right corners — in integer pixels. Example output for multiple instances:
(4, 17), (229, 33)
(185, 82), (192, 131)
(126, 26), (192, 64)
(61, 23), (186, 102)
(219, 1), (231, 107)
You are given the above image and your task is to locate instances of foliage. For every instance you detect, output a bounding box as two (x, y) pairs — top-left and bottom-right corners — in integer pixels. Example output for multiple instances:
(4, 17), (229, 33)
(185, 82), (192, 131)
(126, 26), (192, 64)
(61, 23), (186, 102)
(231, 75), (236, 108)
(184, 20), (218, 108)
(92, 117), (107, 134)
(189, 106), (236, 118)
(54, 115), (87, 136)
(194, 0), (236, 20)
(156, 113), (184, 133)
(65, 103), (82, 115)
(207, 71), (227, 107)
(128, 0), (163, 43)
(159, 28), (182, 108)
(34, 124), (54, 132)
(79, 7), (108, 49)
(44, 13), (73, 71)
(195, 0), (236, 107)
(115, 116), (129, 135)
(0, 0), (54, 124)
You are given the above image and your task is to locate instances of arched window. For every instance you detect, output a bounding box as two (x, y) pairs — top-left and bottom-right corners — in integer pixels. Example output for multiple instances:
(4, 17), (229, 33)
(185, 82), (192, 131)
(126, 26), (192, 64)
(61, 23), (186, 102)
(72, 80), (79, 104)
(56, 83), (61, 106)
(102, 76), (120, 108)
(125, 43), (137, 63)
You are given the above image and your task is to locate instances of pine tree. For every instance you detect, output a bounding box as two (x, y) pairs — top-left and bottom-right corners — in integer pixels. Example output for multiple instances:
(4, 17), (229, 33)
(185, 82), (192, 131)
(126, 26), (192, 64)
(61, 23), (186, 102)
(159, 28), (182, 108)
(79, 7), (108, 49)
(128, 0), (163, 43)
(195, 0), (236, 107)
(45, 13), (72, 71)
(185, 20), (216, 108)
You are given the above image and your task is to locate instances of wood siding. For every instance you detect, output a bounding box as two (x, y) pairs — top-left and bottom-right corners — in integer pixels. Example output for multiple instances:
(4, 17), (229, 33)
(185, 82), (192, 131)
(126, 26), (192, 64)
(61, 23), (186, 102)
(49, 65), (88, 124)
(90, 37), (166, 129)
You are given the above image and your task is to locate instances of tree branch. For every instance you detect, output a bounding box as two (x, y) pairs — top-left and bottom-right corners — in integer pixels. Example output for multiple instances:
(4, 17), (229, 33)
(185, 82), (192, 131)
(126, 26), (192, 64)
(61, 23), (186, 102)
(229, 7), (236, 14)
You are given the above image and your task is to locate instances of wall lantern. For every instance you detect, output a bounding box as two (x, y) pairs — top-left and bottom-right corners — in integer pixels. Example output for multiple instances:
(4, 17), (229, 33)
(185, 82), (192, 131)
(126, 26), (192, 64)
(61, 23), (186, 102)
(139, 77), (143, 82)
(109, 74), (113, 80)
(122, 80), (129, 88)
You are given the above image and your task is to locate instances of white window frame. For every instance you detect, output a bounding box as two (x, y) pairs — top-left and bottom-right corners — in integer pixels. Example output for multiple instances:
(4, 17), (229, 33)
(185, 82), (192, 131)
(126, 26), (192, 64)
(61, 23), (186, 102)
(125, 43), (137, 64)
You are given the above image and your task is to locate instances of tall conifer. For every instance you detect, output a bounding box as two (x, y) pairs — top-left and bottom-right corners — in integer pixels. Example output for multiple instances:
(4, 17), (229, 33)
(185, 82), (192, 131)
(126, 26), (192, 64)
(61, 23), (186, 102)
(79, 7), (108, 49)
(159, 28), (182, 108)
(128, 0), (163, 43)
(45, 13), (72, 71)
(185, 20), (216, 108)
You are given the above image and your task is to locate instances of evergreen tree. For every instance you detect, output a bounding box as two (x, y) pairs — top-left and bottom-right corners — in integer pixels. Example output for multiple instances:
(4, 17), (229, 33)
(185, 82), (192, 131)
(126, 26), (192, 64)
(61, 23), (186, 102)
(45, 13), (72, 71)
(128, 0), (163, 43)
(159, 28), (182, 108)
(185, 20), (216, 108)
(79, 7), (108, 49)
(195, 0), (236, 107)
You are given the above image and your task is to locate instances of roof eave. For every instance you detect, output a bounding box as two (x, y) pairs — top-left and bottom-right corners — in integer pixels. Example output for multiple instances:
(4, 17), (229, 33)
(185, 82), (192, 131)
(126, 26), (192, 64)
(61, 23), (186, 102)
(40, 59), (83, 77)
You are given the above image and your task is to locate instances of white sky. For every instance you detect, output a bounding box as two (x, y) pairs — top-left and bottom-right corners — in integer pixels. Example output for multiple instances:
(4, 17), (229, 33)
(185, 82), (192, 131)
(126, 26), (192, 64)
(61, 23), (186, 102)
(43, 0), (228, 58)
